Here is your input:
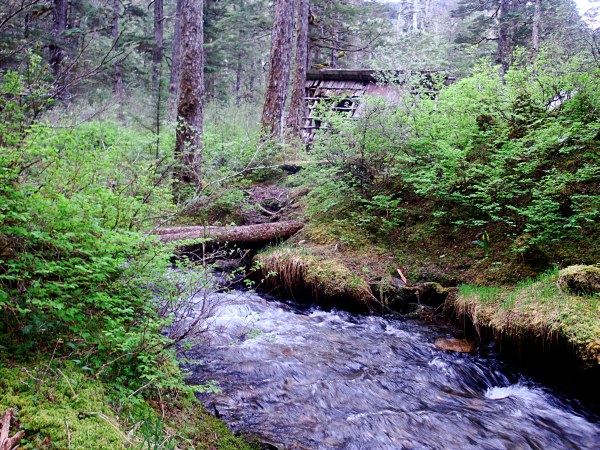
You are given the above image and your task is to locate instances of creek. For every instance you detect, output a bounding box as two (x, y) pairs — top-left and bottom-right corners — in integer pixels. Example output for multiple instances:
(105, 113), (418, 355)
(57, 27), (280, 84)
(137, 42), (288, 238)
(181, 290), (599, 449)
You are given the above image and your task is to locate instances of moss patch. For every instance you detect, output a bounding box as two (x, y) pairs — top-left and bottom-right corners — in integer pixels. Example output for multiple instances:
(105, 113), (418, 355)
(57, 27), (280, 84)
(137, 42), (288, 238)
(0, 364), (127, 449)
(255, 247), (376, 312)
(454, 267), (600, 368)
(155, 393), (256, 450)
(558, 265), (600, 296)
(0, 363), (255, 450)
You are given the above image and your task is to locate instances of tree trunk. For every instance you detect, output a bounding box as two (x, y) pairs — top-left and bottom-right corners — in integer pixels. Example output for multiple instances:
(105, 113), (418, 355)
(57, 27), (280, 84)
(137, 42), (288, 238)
(532, 0), (542, 54)
(261, 0), (295, 138)
(156, 220), (304, 245)
(112, 0), (124, 117)
(175, 0), (204, 185)
(168, 0), (183, 121)
(235, 51), (243, 106)
(152, 0), (164, 101)
(496, 0), (511, 78)
(286, 0), (309, 138)
(412, 0), (419, 31)
(49, 0), (68, 96)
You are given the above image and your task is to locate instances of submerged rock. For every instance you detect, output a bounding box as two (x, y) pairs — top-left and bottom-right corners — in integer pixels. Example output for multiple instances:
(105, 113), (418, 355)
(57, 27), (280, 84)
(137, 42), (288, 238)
(558, 265), (600, 296)
(434, 338), (476, 353)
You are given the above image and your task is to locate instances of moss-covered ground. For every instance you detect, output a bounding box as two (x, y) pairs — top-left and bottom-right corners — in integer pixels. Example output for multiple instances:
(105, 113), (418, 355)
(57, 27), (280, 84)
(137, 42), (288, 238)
(0, 362), (254, 450)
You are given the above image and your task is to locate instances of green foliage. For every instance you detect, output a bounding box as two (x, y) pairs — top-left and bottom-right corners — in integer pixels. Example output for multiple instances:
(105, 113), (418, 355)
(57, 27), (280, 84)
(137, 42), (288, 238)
(0, 70), (181, 396)
(303, 51), (600, 267)
(473, 231), (491, 258)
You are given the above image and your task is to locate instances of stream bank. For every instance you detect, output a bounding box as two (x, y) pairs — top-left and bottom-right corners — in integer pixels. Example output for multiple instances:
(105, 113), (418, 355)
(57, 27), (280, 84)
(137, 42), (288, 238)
(251, 239), (599, 393)
(153, 171), (600, 449)
(169, 177), (599, 386)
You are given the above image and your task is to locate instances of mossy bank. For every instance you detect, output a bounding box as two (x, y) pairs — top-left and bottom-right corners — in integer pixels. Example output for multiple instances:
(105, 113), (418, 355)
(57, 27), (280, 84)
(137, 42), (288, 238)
(254, 243), (599, 374)
(0, 363), (255, 449)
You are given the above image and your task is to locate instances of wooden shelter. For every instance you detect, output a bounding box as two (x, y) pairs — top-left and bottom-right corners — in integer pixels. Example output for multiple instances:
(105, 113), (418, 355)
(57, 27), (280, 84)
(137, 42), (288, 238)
(301, 69), (453, 143)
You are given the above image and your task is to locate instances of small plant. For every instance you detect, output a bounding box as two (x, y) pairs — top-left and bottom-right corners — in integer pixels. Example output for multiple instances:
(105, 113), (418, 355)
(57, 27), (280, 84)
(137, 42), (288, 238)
(472, 231), (490, 257)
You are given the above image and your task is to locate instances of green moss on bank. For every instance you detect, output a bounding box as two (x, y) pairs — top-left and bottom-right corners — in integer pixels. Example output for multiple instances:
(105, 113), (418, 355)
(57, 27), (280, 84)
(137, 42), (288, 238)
(255, 247), (375, 312)
(0, 364), (127, 449)
(455, 267), (600, 367)
(0, 363), (254, 450)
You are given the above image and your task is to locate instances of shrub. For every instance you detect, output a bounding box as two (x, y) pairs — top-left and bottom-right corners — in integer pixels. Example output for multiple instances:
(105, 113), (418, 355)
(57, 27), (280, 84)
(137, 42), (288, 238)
(302, 50), (600, 264)
(0, 70), (179, 395)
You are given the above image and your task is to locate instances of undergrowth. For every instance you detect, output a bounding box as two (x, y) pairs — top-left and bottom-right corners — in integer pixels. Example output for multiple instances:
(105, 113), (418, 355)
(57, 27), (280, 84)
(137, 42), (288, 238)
(298, 50), (600, 281)
(0, 62), (254, 448)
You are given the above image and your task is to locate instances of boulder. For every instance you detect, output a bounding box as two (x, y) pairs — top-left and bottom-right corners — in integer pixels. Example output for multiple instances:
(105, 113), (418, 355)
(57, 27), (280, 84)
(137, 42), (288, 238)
(434, 338), (476, 353)
(420, 282), (456, 307)
(558, 265), (600, 296)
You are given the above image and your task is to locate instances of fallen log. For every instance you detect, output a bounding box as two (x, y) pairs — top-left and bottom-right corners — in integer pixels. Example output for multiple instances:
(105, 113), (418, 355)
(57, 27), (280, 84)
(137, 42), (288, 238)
(155, 220), (304, 245)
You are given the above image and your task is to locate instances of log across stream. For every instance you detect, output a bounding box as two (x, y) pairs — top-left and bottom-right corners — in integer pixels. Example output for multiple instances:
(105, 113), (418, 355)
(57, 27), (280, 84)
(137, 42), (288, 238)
(181, 289), (600, 449)
(155, 221), (304, 246)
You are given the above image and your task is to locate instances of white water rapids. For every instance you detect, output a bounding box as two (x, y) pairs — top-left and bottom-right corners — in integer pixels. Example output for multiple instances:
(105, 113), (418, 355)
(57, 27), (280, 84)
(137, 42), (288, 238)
(180, 291), (599, 449)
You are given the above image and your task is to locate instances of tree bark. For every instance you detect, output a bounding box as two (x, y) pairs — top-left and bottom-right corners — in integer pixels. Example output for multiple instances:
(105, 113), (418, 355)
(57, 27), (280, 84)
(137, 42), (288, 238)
(261, 0), (295, 138)
(235, 50), (243, 106)
(412, 0), (419, 31)
(532, 0), (542, 54)
(286, 0), (309, 138)
(496, 0), (511, 77)
(152, 0), (164, 101)
(112, 0), (124, 116)
(156, 220), (304, 245)
(168, 0), (183, 121)
(175, 0), (204, 185)
(49, 0), (68, 96)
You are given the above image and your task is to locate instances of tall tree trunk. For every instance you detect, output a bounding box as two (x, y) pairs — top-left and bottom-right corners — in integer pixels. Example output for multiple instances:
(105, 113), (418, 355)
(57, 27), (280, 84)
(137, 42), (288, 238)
(235, 51), (243, 106)
(168, 0), (183, 121)
(152, 0), (164, 101)
(112, 0), (124, 113)
(286, 0), (309, 138)
(261, 0), (295, 138)
(496, 0), (511, 78)
(412, 0), (419, 31)
(249, 59), (256, 100)
(532, 0), (542, 54)
(175, 0), (204, 186)
(49, 0), (68, 96)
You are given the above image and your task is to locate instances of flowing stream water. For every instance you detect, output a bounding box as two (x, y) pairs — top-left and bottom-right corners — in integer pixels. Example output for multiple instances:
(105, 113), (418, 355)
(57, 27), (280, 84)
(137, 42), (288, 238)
(181, 290), (599, 449)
